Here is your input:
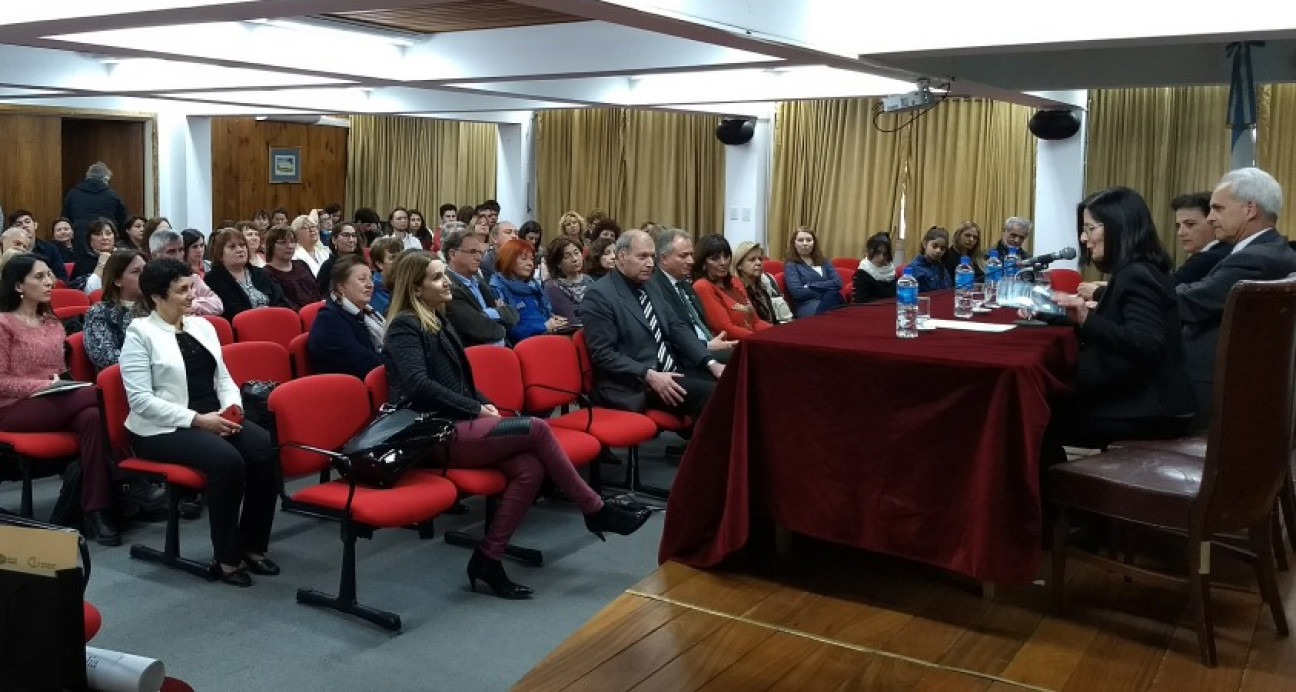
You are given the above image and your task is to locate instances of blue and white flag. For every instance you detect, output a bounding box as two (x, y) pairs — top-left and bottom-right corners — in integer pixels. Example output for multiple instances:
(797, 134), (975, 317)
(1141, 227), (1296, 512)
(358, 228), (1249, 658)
(1227, 41), (1263, 170)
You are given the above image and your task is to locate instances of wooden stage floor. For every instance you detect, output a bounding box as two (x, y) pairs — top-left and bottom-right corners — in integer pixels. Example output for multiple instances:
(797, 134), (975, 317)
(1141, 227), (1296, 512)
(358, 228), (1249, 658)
(515, 536), (1296, 691)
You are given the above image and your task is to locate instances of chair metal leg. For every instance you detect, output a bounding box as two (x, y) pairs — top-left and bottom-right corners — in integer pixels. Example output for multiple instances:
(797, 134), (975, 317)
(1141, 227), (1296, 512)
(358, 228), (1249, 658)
(128, 487), (212, 580)
(1051, 508), (1069, 609)
(1272, 508), (1289, 572)
(1250, 518), (1290, 638)
(605, 447), (670, 501)
(296, 522), (402, 632)
(443, 496), (544, 566)
(18, 459), (33, 518)
(1279, 470), (1296, 553)
(1187, 540), (1218, 667)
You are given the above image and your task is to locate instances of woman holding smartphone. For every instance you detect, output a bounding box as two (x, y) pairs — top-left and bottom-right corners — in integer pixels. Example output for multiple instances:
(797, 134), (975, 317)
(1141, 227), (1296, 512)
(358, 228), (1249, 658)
(119, 258), (280, 587)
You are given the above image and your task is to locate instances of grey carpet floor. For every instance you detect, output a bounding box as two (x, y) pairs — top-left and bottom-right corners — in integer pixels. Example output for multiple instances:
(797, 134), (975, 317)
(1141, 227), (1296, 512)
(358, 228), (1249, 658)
(1, 438), (683, 692)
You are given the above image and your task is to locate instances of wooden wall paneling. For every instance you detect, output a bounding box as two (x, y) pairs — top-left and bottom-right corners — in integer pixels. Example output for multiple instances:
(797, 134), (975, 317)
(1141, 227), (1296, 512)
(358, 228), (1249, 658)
(0, 114), (63, 238)
(209, 118), (348, 229)
(60, 118), (147, 223)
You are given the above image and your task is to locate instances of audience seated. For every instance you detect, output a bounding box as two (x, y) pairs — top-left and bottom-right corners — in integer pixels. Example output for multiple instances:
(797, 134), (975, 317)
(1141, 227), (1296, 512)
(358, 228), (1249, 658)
(1045, 186), (1195, 462)
(367, 236), (403, 317)
(580, 230), (724, 416)
(558, 211), (587, 246)
(692, 234), (771, 339)
(382, 251), (649, 599)
(140, 217), (172, 257)
(181, 229), (210, 277)
(520, 221), (543, 255)
(290, 214), (331, 276)
(307, 255), (384, 379)
(7, 211), (69, 282)
(1177, 167), (1296, 425)
(204, 228), (286, 320)
(542, 237), (594, 327)
(1171, 192), (1232, 285)
(118, 216), (147, 254)
(148, 229), (224, 316)
(732, 240), (786, 325)
(481, 221), (519, 282)
(237, 221), (266, 268)
(650, 229), (737, 364)
(388, 207), (421, 251)
(853, 232), (898, 304)
(943, 221), (986, 281)
(120, 258), (279, 587)
(441, 231), (518, 347)
(353, 207), (382, 245)
(489, 238), (566, 342)
(585, 236), (616, 280)
(83, 250), (146, 371)
(589, 218), (621, 245)
(50, 217), (79, 264)
(315, 222), (365, 295)
(1, 227), (29, 254)
(468, 212), (492, 242)
(271, 207), (289, 228)
(0, 253), (120, 544)
(783, 226), (844, 316)
(408, 209), (435, 251)
(995, 216), (1034, 260)
(72, 218), (118, 292)
(262, 226), (324, 311)
(910, 226), (953, 292)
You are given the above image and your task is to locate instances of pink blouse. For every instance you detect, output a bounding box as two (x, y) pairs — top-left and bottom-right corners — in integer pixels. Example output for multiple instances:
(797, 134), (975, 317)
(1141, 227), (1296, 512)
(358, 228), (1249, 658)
(0, 312), (66, 411)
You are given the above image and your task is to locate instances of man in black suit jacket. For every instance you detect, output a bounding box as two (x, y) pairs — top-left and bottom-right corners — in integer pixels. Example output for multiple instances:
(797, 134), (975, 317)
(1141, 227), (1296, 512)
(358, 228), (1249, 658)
(580, 230), (724, 415)
(442, 229), (518, 346)
(649, 229), (737, 364)
(1178, 168), (1296, 424)
(1171, 192), (1232, 286)
(992, 216), (1033, 262)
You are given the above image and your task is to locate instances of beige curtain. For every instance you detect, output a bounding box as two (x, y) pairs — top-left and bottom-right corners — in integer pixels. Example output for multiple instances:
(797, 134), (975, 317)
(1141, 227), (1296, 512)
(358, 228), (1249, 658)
(767, 99), (906, 260)
(903, 99), (1037, 261)
(1084, 87), (1231, 267)
(1257, 83), (1296, 236)
(346, 115), (497, 218)
(534, 108), (724, 239)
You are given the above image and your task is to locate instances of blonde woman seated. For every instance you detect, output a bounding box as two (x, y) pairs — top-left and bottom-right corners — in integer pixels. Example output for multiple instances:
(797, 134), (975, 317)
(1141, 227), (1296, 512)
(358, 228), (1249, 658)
(731, 240), (787, 325)
(382, 251), (650, 600)
(290, 214), (331, 276)
(692, 234), (771, 339)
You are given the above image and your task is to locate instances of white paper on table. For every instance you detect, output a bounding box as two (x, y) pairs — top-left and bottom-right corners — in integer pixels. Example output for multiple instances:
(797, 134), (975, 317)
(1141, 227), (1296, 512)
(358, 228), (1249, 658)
(926, 318), (1016, 333)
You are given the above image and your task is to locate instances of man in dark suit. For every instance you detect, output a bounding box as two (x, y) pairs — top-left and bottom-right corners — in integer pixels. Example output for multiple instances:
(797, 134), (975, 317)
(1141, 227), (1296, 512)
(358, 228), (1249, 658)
(1178, 167), (1296, 424)
(580, 230), (724, 415)
(993, 216), (1033, 261)
(1171, 192), (1232, 285)
(441, 229), (518, 347)
(649, 228), (737, 364)
(7, 210), (69, 282)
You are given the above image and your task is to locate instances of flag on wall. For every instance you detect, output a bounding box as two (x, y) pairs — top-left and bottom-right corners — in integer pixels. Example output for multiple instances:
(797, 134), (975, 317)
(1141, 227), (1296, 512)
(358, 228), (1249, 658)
(1227, 41), (1263, 170)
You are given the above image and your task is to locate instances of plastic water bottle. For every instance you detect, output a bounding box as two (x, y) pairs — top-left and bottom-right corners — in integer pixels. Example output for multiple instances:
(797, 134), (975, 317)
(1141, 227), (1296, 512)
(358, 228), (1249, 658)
(1005, 248), (1020, 279)
(985, 250), (1002, 305)
(896, 266), (919, 339)
(954, 256), (975, 319)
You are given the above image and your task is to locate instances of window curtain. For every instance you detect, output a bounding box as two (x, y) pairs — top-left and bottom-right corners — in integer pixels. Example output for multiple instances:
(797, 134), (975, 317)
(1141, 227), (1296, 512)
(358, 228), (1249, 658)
(767, 99), (906, 261)
(903, 99), (1037, 262)
(534, 108), (723, 239)
(345, 115), (497, 220)
(1084, 86), (1231, 269)
(1257, 83), (1296, 236)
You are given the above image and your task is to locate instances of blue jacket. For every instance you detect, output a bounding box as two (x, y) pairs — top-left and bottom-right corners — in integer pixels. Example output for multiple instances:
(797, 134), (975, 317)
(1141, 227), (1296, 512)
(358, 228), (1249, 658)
(370, 270), (391, 316)
(783, 260), (843, 317)
(307, 299), (382, 379)
(489, 273), (553, 343)
(910, 255), (952, 292)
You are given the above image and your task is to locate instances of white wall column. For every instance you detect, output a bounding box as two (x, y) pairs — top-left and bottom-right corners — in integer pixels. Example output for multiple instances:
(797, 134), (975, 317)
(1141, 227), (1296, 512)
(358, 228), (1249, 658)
(155, 110), (212, 233)
(1031, 90), (1088, 270)
(496, 119), (533, 224)
(722, 109), (774, 248)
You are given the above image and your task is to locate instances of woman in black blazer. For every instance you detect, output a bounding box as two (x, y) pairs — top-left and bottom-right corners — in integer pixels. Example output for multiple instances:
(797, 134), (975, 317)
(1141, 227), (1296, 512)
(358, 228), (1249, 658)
(1045, 186), (1195, 462)
(203, 229), (288, 320)
(307, 255), (383, 379)
(382, 251), (650, 600)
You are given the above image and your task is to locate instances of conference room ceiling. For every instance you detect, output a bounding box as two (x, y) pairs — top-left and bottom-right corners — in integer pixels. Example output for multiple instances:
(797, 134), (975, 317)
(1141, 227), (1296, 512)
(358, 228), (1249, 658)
(0, 0), (1291, 122)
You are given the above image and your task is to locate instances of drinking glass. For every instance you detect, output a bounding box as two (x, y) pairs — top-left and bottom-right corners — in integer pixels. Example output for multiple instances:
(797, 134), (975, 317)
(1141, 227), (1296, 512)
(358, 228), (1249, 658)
(917, 296), (932, 329)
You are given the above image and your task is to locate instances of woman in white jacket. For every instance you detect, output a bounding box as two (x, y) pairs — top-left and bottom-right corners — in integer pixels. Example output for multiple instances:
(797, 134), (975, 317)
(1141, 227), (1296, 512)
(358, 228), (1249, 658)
(120, 258), (279, 587)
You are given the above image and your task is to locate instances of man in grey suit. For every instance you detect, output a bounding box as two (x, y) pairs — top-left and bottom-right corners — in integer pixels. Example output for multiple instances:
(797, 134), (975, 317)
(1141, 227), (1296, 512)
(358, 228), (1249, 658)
(442, 230), (518, 346)
(1178, 167), (1296, 424)
(649, 229), (738, 364)
(580, 230), (725, 416)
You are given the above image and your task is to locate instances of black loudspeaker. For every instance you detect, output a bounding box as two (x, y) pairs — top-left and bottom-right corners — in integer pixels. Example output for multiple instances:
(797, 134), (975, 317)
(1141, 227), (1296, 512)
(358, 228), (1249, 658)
(1028, 109), (1081, 140)
(715, 118), (756, 146)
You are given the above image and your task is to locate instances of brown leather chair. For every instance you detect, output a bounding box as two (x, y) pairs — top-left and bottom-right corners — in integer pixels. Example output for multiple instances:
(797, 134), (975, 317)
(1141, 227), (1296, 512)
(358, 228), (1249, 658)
(1048, 277), (1296, 667)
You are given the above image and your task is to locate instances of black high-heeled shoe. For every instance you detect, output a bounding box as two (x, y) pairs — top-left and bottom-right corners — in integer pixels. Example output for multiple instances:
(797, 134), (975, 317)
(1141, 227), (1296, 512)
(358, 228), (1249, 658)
(466, 550), (533, 600)
(584, 502), (652, 541)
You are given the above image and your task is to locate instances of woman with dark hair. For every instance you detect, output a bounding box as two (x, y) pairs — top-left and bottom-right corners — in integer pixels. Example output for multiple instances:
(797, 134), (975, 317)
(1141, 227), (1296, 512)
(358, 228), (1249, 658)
(408, 209), (435, 251)
(0, 253), (120, 544)
(519, 221), (543, 253)
(119, 216), (148, 253)
(83, 249), (146, 370)
(588, 218), (621, 245)
(1045, 186), (1194, 459)
(307, 255), (384, 379)
(910, 226), (952, 293)
(783, 226), (843, 317)
(367, 236), (403, 316)
(121, 258), (280, 586)
(489, 238), (567, 343)
(692, 234), (771, 339)
(943, 221), (985, 281)
(315, 222), (366, 294)
(542, 237), (593, 327)
(181, 229), (209, 277)
(389, 207), (421, 251)
(141, 217), (172, 258)
(73, 218), (119, 292)
(205, 228), (288, 320)
(853, 232), (898, 303)
(50, 217), (78, 263)
(585, 236), (616, 280)
(263, 225), (323, 310)
(383, 252), (650, 599)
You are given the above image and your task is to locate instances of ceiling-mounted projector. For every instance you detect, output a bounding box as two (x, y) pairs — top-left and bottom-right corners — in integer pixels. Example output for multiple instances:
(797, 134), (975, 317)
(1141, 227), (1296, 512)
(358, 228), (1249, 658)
(880, 80), (937, 114)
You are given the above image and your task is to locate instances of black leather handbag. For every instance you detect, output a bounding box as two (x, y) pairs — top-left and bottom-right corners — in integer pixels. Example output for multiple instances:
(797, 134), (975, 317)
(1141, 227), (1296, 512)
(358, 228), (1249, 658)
(239, 380), (279, 427)
(288, 405), (453, 489)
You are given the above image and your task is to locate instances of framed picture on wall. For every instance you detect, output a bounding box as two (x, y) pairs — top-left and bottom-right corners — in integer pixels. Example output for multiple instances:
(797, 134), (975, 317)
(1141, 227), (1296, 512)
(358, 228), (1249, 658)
(269, 147), (301, 184)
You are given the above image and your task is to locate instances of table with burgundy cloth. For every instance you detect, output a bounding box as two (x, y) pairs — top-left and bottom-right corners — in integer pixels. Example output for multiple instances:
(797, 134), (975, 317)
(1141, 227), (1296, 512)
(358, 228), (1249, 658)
(658, 291), (1079, 585)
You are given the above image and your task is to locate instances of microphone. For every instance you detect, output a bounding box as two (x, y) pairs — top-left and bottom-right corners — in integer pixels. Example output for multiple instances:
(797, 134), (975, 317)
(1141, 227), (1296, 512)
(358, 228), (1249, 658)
(1029, 246), (1078, 266)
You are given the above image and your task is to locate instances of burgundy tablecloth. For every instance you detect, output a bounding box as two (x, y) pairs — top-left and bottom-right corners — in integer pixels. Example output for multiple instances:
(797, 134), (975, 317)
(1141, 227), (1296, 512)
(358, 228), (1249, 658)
(658, 293), (1078, 584)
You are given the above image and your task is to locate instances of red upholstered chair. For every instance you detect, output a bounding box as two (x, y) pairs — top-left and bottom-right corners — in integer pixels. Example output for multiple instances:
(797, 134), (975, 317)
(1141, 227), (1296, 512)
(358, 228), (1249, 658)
(762, 259), (784, 276)
(66, 332), (96, 382)
(774, 272), (786, 295)
(64, 263), (75, 279)
(895, 263), (908, 278)
(97, 365), (211, 580)
(1049, 268), (1083, 294)
(835, 266), (853, 299)
(269, 374), (459, 631)
(220, 342), (292, 387)
(83, 602), (102, 642)
(298, 301), (325, 332)
(288, 333), (313, 378)
(87, 289), (103, 304)
(50, 288), (89, 311)
(232, 306), (302, 349)
(53, 305), (88, 321)
(0, 431), (79, 517)
(200, 315), (233, 346)
(831, 257), (859, 271)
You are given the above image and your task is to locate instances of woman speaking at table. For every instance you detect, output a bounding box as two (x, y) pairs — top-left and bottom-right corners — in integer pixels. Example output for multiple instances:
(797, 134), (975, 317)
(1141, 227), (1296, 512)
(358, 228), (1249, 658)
(1044, 186), (1194, 461)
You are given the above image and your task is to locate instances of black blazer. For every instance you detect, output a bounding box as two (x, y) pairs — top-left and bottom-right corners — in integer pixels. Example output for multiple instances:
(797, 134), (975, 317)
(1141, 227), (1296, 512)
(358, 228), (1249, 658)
(204, 264), (288, 320)
(1178, 229), (1296, 387)
(1172, 241), (1232, 286)
(307, 299), (381, 379)
(650, 269), (709, 337)
(579, 270), (713, 412)
(445, 273), (519, 347)
(1071, 259), (1194, 420)
(382, 312), (488, 420)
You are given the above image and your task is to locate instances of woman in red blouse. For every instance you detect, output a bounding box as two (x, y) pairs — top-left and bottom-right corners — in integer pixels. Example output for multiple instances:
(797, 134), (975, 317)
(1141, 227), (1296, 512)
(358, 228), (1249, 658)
(691, 234), (771, 339)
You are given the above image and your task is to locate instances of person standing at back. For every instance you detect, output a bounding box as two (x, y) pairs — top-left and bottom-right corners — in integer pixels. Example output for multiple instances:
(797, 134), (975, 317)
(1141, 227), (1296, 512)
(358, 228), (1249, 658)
(62, 162), (129, 253)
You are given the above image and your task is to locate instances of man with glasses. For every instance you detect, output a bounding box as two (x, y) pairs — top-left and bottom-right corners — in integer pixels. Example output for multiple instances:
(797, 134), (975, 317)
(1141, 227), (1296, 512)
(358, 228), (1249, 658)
(442, 230), (518, 346)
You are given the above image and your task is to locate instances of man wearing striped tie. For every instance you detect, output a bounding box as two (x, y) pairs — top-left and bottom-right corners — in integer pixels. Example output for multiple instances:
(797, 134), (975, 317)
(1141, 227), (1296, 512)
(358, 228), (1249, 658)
(580, 230), (725, 416)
